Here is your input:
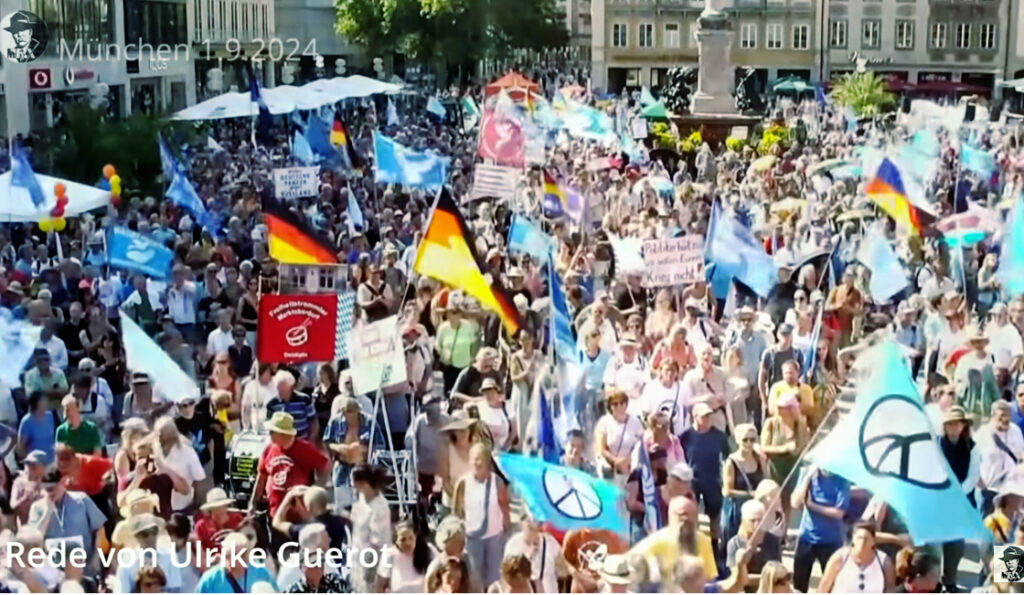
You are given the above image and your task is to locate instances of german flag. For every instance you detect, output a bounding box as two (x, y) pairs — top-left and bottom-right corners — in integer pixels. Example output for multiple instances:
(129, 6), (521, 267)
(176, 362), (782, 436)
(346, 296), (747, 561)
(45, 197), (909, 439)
(330, 114), (362, 170)
(329, 116), (347, 147)
(865, 158), (936, 237)
(415, 188), (521, 334)
(263, 199), (338, 265)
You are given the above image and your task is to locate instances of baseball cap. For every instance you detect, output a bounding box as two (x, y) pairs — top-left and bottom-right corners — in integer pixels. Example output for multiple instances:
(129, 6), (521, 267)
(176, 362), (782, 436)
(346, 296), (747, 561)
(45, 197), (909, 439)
(669, 462), (694, 482)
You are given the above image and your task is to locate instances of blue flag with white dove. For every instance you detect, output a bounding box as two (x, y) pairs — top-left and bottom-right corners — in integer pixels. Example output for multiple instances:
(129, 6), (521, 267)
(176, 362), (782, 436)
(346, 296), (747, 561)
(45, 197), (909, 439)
(292, 130), (315, 166)
(167, 171), (218, 236)
(705, 201), (778, 298)
(107, 226), (175, 279)
(373, 131), (449, 189)
(10, 145), (45, 208)
(999, 197), (1024, 298)
(498, 453), (628, 536)
(809, 341), (988, 545)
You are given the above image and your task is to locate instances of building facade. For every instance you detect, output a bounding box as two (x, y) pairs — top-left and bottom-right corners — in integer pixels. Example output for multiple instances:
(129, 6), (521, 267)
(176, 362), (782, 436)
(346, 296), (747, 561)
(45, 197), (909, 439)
(824, 0), (1009, 92)
(591, 0), (820, 93)
(1, 0), (197, 135)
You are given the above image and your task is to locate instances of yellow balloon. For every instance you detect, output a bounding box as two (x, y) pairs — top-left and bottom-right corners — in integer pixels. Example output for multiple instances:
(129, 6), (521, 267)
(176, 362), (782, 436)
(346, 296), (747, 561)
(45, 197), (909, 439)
(38, 219), (53, 232)
(54, 217), (67, 231)
(111, 181), (121, 195)
(110, 174), (121, 186)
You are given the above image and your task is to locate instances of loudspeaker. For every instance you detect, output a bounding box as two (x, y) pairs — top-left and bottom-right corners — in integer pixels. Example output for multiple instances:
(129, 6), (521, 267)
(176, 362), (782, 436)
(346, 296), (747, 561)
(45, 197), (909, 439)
(900, 96), (911, 114)
(965, 102), (976, 122)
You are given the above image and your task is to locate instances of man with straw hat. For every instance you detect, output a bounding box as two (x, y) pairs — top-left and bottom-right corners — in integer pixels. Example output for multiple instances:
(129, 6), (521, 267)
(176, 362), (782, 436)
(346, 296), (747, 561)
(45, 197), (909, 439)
(195, 487), (244, 554)
(110, 488), (164, 549)
(249, 412), (329, 517)
(115, 513), (182, 593)
(953, 325), (1000, 421)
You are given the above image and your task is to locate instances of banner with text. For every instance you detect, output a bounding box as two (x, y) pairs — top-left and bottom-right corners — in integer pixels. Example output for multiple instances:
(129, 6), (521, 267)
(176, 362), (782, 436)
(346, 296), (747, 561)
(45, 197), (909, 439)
(273, 166), (320, 201)
(348, 315), (408, 395)
(257, 294), (339, 363)
(643, 236), (705, 287)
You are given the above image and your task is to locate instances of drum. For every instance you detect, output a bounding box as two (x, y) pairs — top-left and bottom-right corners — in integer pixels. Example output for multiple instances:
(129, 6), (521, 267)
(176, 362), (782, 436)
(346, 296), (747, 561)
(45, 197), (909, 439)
(227, 431), (270, 500)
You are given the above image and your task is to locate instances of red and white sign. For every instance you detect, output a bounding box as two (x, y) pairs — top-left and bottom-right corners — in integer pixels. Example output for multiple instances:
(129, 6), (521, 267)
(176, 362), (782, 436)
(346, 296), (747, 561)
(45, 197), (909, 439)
(257, 294), (339, 363)
(29, 68), (51, 90)
(478, 109), (525, 167)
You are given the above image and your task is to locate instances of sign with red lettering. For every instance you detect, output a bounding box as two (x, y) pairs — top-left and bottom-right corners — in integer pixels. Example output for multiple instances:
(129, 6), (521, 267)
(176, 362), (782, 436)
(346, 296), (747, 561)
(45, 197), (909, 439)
(257, 294), (339, 363)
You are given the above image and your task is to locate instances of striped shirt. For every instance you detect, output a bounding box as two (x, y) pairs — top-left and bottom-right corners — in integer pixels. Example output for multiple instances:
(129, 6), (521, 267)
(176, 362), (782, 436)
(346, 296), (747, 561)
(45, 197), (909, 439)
(265, 392), (317, 438)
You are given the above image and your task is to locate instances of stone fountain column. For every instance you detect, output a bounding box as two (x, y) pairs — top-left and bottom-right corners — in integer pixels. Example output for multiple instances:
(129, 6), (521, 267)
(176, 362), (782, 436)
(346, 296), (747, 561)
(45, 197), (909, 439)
(690, 0), (737, 115)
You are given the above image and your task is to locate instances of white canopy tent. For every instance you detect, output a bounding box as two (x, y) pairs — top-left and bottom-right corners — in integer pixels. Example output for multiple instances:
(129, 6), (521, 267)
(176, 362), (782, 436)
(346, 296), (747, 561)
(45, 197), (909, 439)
(172, 75), (403, 121)
(0, 171), (110, 222)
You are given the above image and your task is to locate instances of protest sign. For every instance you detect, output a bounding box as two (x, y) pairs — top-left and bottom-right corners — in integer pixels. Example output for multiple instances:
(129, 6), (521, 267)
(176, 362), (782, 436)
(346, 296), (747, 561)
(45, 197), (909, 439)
(643, 236), (706, 287)
(257, 294), (339, 363)
(272, 166), (319, 200)
(348, 315), (408, 395)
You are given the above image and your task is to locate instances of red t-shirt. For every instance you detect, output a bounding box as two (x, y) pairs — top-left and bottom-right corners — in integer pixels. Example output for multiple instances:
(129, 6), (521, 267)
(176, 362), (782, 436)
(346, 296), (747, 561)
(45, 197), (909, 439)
(195, 511), (245, 553)
(68, 455), (113, 496)
(258, 439), (329, 515)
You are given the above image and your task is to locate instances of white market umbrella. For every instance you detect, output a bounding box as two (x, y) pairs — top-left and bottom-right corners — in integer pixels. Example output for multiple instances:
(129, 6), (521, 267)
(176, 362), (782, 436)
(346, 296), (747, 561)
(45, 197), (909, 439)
(0, 171), (111, 222)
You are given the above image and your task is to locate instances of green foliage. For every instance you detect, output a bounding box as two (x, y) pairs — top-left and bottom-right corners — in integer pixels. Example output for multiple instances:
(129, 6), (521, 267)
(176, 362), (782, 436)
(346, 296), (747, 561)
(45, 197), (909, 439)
(650, 122), (678, 150)
(829, 71), (896, 117)
(336, 0), (567, 79)
(756, 123), (790, 156)
(33, 105), (168, 199)
(678, 130), (703, 152)
(725, 137), (746, 152)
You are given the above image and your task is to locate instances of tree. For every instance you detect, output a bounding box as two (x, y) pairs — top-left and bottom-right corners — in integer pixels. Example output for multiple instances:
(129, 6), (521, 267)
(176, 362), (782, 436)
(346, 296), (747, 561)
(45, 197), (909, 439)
(829, 71), (896, 117)
(33, 105), (170, 199)
(335, 0), (567, 83)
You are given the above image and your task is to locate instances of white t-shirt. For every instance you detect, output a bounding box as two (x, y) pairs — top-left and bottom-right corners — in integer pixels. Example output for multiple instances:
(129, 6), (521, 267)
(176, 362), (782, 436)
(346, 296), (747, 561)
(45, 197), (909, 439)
(0, 380), (16, 425)
(596, 414), (644, 460)
(986, 322), (1024, 370)
(379, 546), (429, 593)
(478, 402), (511, 450)
(462, 473), (504, 539)
(504, 532), (561, 594)
(636, 380), (692, 436)
(206, 327), (233, 356)
(241, 379), (276, 433)
(603, 356), (648, 398)
(163, 442), (205, 511)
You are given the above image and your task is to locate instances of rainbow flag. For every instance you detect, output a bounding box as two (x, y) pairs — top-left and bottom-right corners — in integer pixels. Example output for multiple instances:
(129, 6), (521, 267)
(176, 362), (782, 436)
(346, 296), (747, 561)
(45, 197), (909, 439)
(864, 158), (935, 237)
(542, 169), (584, 224)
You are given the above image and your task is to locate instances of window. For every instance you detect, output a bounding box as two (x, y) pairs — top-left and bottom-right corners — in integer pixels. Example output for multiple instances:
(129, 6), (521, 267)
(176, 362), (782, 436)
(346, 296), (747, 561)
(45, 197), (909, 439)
(862, 19), (881, 49)
(612, 23), (628, 47)
(956, 23), (970, 49)
(895, 20), (914, 49)
(639, 23), (654, 47)
(740, 23), (757, 49)
(979, 23), (996, 49)
(930, 22), (946, 49)
(766, 23), (783, 49)
(829, 19), (847, 48)
(664, 23), (680, 48)
(792, 24), (809, 49)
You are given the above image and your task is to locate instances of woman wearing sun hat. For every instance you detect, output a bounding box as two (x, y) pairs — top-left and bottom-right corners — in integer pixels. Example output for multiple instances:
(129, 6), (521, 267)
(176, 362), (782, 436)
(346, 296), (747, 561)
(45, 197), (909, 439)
(938, 404), (981, 590)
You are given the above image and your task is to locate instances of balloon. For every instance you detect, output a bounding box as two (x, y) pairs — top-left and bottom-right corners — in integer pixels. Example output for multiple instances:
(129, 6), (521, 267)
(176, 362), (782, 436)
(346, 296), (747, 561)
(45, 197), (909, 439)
(111, 196), (121, 208)
(53, 217), (67, 232)
(102, 164), (116, 180)
(57, 195), (68, 206)
(38, 219), (53, 232)
(111, 182), (121, 196)
(51, 205), (65, 217)
(54, 182), (66, 197)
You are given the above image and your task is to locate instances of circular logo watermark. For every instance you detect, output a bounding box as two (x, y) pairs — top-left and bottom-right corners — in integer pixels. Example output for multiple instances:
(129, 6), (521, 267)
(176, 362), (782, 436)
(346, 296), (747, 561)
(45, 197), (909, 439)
(0, 10), (48, 63)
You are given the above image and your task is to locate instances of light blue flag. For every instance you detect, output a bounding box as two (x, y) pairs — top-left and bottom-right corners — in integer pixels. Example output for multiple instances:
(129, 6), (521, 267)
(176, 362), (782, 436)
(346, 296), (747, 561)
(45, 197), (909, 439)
(167, 171), (218, 236)
(856, 227), (908, 303)
(427, 96), (447, 119)
(705, 201), (778, 298)
(306, 113), (336, 159)
(911, 129), (940, 158)
(292, 130), (315, 166)
(106, 226), (175, 279)
(157, 134), (178, 182)
(373, 131), (449, 189)
(508, 214), (555, 260)
(497, 452), (628, 536)
(810, 341), (988, 545)
(346, 187), (365, 231)
(120, 314), (200, 401)
(960, 144), (997, 178)
(998, 197), (1024, 297)
(538, 388), (562, 464)
(549, 256), (581, 368)
(10, 146), (45, 208)
(386, 98), (401, 127)
(207, 136), (226, 154)
(0, 315), (39, 390)
(802, 304), (824, 382)
(637, 441), (663, 534)
(640, 86), (657, 106)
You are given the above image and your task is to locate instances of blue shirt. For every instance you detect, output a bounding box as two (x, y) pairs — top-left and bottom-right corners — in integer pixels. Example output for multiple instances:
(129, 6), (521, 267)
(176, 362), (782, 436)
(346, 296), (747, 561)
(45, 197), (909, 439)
(35, 491), (106, 556)
(797, 471), (850, 546)
(680, 427), (730, 488)
(17, 412), (57, 464)
(581, 350), (611, 391)
(1011, 400), (1024, 438)
(196, 565), (277, 593)
(265, 392), (316, 439)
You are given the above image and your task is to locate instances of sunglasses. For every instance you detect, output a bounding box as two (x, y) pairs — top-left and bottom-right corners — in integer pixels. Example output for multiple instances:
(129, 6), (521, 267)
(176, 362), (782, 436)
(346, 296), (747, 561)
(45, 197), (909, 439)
(137, 528), (158, 539)
(609, 400), (627, 407)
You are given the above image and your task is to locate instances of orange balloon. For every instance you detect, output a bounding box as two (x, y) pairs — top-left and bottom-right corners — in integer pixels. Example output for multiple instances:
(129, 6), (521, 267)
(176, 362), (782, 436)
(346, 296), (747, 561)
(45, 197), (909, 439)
(53, 217), (67, 232)
(54, 182), (66, 197)
(102, 164), (116, 179)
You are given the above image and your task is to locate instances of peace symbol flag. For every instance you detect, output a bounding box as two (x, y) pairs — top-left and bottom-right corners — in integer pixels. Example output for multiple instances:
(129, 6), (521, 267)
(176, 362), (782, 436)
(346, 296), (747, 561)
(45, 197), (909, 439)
(809, 341), (988, 545)
(498, 453), (628, 537)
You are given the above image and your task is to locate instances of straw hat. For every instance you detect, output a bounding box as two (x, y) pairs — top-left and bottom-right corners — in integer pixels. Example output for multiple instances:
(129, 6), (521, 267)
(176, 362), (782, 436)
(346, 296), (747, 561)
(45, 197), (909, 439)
(266, 411), (297, 436)
(441, 409), (477, 432)
(129, 513), (161, 536)
(119, 489), (160, 519)
(966, 325), (989, 343)
(599, 554), (632, 586)
(943, 405), (971, 425)
(200, 488), (235, 512)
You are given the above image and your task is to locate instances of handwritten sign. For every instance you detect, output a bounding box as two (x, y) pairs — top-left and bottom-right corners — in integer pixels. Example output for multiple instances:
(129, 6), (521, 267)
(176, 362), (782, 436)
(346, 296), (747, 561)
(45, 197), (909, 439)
(348, 315), (408, 395)
(642, 236), (705, 287)
(272, 166), (319, 201)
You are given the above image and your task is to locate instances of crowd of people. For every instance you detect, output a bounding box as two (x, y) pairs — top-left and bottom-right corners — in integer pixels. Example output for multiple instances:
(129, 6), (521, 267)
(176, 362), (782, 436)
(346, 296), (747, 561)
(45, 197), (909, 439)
(0, 67), (1021, 594)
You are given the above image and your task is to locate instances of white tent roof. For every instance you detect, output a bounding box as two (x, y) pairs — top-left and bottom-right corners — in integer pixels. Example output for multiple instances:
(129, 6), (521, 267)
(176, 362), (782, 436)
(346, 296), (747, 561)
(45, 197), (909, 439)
(0, 171), (110, 222)
(173, 75), (403, 120)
